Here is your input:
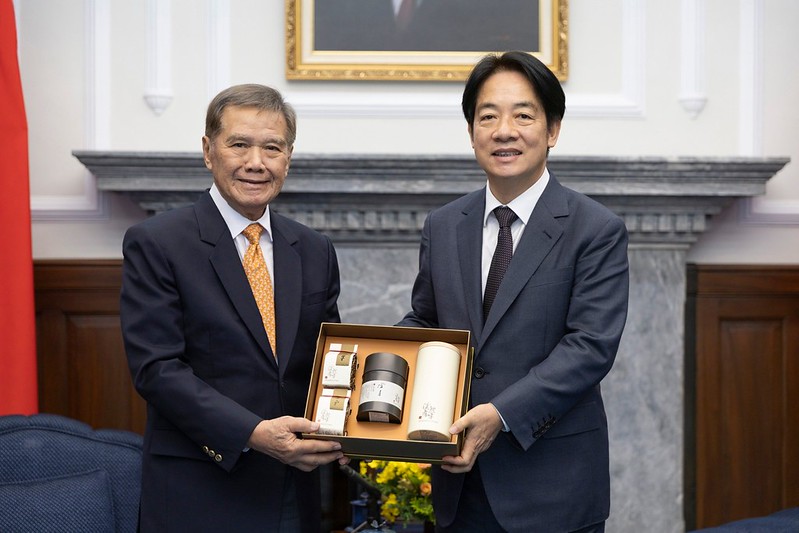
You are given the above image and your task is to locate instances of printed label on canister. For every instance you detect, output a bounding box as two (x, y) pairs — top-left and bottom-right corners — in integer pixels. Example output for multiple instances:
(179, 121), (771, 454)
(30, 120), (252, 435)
(407, 340), (462, 441)
(359, 379), (405, 410)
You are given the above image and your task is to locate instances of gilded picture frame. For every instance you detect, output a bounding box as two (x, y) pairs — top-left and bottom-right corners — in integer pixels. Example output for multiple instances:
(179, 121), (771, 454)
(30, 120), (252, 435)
(286, 0), (568, 82)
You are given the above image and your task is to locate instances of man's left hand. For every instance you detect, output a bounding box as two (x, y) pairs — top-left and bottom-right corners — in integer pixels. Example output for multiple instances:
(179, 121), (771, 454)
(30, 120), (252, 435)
(440, 403), (502, 473)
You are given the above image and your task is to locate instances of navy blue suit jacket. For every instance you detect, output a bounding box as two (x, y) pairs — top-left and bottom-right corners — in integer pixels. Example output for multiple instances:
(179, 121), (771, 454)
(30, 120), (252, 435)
(121, 191), (340, 532)
(399, 175), (629, 531)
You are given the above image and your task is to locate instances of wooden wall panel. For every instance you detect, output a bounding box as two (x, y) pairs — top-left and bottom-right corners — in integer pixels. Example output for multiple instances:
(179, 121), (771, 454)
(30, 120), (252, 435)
(68, 314), (146, 432)
(687, 265), (799, 529)
(33, 259), (350, 530)
(34, 260), (145, 433)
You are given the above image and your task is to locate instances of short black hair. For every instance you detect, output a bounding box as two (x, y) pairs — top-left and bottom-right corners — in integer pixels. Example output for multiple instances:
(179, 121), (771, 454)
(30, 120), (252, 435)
(462, 51), (565, 130)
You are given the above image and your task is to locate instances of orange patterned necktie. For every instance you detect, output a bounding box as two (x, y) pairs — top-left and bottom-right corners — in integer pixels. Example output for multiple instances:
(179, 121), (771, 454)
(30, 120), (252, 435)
(242, 223), (277, 359)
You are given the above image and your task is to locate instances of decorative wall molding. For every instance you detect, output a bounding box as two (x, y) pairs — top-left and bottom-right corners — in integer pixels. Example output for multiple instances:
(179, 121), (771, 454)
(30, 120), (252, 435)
(74, 151), (787, 246)
(739, 197), (799, 225)
(30, 175), (107, 222)
(143, 0), (173, 115)
(286, 91), (463, 119)
(34, 0), (796, 229)
(86, 0), (110, 148)
(206, 0), (230, 99)
(679, 0), (707, 118)
(738, 0), (763, 157)
(289, 0), (647, 120)
(31, 0), (108, 221)
(735, 0), (798, 223)
(614, 0), (646, 118)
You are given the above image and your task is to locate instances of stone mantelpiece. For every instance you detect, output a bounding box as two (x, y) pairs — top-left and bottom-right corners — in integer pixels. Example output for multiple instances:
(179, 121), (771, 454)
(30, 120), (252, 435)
(75, 151), (788, 533)
(74, 152), (786, 246)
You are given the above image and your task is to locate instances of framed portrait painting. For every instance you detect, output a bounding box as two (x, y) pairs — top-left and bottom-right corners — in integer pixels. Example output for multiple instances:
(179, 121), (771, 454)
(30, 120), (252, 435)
(286, 0), (568, 81)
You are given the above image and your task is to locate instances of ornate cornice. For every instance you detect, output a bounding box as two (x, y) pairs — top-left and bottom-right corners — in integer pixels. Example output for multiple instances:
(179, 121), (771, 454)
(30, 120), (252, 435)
(73, 151), (788, 247)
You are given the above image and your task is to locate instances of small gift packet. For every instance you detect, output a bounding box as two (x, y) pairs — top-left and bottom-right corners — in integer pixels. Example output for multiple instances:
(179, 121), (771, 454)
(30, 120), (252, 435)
(315, 389), (352, 436)
(321, 343), (358, 389)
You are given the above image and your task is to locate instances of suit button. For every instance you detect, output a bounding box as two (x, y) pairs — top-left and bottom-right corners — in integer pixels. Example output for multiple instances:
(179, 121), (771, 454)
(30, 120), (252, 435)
(207, 449), (216, 458)
(473, 367), (485, 379)
(202, 445), (209, 454)
(214, 454), (223, 463)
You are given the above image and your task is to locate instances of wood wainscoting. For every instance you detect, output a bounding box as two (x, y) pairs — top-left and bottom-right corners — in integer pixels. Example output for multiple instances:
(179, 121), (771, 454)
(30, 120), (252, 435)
(34, 260), (144, 433)
(33, 259), (351, 529)
(34, 260), (799, 529)
(686, 265), (799, 529)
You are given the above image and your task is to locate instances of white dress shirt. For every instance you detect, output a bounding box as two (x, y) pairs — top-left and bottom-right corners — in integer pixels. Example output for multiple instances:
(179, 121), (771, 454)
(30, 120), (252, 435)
(209, 184), (275, 282)
(481, 168), (550, 297)
(481, 168), (550, 432)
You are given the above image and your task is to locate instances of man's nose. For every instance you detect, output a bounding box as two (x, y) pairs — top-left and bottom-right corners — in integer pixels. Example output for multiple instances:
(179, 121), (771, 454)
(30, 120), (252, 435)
(243, 147), (267, 171)
(493, 116), (517, 140)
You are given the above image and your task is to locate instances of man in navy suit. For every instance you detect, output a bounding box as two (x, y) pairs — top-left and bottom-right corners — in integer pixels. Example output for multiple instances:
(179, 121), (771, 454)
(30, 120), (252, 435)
(121, 84), (344, 532)
(399, 52), (630, 532)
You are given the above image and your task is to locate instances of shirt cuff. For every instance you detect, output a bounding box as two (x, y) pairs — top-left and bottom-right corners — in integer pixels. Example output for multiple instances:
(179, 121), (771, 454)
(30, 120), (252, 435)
(490, 402), (510, 432)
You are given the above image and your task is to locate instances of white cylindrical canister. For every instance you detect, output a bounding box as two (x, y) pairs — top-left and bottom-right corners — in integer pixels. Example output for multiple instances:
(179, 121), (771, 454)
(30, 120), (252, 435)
(407, 341), (462, 442)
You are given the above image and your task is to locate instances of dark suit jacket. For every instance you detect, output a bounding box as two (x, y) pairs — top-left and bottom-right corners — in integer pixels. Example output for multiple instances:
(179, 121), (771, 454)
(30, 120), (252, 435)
(120, 191), (340, 532)
(399, 175), (629, 532)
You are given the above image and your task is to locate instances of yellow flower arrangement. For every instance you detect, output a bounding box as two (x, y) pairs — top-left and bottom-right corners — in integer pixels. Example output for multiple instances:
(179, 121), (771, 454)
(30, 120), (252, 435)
(359, 460), (435, 525)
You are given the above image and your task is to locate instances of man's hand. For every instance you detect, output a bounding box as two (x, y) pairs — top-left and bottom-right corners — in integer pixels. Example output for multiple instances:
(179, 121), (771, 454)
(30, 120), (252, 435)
(247, 416), (345, 472)
(440, 403), (503, 474)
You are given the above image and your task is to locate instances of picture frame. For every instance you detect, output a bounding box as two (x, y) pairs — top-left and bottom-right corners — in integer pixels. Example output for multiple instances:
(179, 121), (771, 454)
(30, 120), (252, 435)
(285, 0), (568, 82)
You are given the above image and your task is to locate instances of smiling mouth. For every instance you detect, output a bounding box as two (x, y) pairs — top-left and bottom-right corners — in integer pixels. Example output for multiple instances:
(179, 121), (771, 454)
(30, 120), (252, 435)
(493, 149), (522, 157)
(238, 177), (271, 185)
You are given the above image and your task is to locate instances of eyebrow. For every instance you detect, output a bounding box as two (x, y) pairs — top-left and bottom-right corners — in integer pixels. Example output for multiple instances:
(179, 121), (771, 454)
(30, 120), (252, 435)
(224, 133), (287, 146)
(476, 101), (539, 113)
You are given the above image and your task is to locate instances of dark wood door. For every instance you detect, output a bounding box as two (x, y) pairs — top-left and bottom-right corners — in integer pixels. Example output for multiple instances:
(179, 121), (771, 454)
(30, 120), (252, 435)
(686, 265), (799, 529)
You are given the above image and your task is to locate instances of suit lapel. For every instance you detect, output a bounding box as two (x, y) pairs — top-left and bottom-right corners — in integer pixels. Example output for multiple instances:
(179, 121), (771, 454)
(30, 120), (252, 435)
(271, 214), (302, 374)
(457, 191), (487, 339)
(481, 177), (568, 342)
(196, 192), (275, 363)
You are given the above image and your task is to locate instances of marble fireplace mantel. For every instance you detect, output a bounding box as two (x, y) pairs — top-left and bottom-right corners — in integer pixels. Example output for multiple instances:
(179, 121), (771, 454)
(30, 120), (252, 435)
(75, 151), (788, 532)
(74, 151), (788, 247)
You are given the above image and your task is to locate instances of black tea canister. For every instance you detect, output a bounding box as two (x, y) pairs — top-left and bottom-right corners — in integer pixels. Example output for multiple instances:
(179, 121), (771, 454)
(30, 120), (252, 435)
(356, 352), (409, 424)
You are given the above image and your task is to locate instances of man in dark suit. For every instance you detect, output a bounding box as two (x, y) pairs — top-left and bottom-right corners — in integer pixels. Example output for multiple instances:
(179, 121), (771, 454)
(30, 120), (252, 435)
(121, 84), (344, 532)
(399, 52), (630, 532)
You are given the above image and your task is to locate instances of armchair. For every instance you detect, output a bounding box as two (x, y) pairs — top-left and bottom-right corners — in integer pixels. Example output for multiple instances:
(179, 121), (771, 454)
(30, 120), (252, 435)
(0, 413), (142, 532)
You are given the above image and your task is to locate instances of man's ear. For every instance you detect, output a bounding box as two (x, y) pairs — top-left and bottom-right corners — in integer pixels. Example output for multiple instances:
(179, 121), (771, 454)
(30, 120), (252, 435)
(547, 120), (562, 149)
(202, 136), (212, 169)
(468, 124), (475, 148)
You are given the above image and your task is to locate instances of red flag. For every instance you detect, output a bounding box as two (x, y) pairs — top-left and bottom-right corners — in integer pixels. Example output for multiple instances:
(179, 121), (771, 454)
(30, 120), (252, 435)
(0, 0), (38, 415)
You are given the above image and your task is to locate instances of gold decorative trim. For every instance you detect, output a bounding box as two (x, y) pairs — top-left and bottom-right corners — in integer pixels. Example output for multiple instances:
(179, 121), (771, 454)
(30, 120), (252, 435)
(285, 0), (568, 81)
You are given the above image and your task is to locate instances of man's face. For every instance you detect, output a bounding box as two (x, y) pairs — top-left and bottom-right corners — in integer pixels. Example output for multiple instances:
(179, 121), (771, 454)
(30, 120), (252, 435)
(469, 70), (560, 202)
(202, 106), (293, 220)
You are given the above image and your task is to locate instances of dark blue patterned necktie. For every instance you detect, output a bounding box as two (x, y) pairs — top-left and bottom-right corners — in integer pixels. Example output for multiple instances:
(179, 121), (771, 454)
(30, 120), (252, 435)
(483, 206), (518, 320)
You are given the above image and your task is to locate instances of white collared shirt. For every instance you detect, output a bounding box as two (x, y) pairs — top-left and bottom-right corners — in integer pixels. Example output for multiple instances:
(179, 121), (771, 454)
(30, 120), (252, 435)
(481, 169), (550, 296)
(209, 184), (275, 283)
(482, 169), (550, 433)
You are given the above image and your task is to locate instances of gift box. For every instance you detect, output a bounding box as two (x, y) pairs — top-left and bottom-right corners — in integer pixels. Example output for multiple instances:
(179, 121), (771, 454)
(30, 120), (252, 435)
(303, 322), (473, 463)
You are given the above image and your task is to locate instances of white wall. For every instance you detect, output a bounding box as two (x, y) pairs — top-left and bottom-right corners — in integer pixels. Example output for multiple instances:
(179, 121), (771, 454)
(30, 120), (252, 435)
(18, 0), (799, 262)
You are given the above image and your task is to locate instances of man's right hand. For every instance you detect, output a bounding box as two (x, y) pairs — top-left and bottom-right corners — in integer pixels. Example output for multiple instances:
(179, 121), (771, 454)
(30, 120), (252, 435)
(246, 416), (344, 472)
